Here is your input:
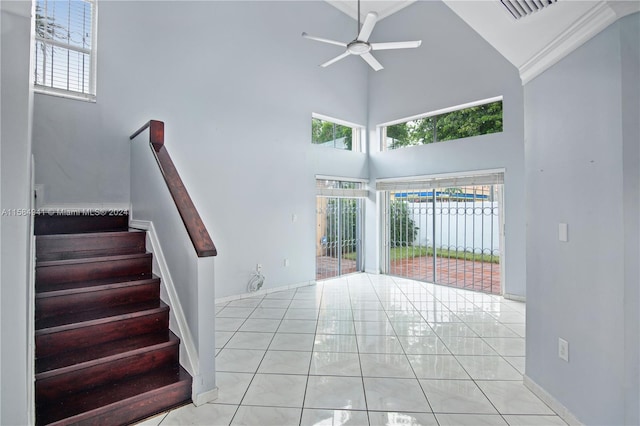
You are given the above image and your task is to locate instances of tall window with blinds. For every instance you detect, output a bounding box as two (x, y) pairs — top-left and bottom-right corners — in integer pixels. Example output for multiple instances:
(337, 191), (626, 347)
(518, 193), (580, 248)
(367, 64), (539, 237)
(316, 179), (366, 280)
(34, 0), (96, 99)
(377, 172), (504, 295)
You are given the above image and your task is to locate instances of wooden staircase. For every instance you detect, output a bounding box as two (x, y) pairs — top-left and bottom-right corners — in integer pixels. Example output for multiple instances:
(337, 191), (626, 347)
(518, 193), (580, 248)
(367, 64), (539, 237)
(34, 213), (192, 426)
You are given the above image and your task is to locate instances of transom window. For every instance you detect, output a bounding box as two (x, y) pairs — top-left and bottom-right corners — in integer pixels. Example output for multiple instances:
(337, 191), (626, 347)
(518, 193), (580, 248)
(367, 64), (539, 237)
(34, 0), (97, 100)
(312, 115), (362, 152)
(381, 98), (503, 150)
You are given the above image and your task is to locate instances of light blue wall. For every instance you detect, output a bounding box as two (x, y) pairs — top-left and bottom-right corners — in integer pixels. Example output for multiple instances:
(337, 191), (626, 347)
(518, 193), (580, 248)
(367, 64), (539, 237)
(1, 1), (34, 424)
(524, 14), (639, 424)
(620, 13), (640, 425)
(364, 1), (525, 298)
(32, 1), (369, 298)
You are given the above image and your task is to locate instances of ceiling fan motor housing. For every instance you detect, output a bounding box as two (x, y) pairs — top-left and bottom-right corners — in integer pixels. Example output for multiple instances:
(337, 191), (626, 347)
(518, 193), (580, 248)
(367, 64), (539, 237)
(347, 41), (372, 55)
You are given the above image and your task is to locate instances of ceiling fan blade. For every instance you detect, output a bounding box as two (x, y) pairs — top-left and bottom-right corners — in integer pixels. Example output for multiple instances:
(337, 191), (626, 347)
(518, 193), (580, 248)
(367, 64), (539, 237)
(321, 51), (351, 68)
(302, 32), (347, 47)
(357, 12), (378, 42)
(371, 40), (422, 51)
(361, 52), (383, 71)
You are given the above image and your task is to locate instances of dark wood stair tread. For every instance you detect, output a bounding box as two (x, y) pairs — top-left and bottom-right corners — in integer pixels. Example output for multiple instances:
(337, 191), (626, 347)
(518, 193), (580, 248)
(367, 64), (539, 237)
(36, 253), (153, 287)
(36, 274), (158, 295)
(34, 215), (193, 424)
(36, 331), (178, 375)
(36, 230), (147, 261)
(37, 365), (191, 426)
(36, 301), (168, 332)
(36, 252), (152, 268)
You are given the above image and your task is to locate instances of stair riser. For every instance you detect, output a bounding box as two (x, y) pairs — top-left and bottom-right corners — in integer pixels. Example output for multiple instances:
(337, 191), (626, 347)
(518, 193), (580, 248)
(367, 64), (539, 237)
(36, 344), (179, 403)
(34, 215), (193, 425)
(42, 378), (191, 426)
(36, 255), (152, 286)
(36, 282), (160, 321)
(36, 310), (169, 358)
(37, 233), (146, 261)
(35, 215), (129, 235)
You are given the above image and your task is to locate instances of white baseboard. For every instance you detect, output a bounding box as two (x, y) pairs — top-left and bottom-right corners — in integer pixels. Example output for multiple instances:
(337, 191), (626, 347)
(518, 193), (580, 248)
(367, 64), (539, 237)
(216, 280), (317, 304)
(523, 375), (583, 426)
(364, 268), (381, 274)
(129, 219), (199, 377)
(504, 293), (526, 302)
(193, 387), (219, 407)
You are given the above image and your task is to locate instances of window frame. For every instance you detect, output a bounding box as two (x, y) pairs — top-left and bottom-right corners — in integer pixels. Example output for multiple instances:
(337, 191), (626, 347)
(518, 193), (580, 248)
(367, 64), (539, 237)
(33, 0), (98, 102)
(312, 113), (364, 153)
(378, 96), (503, 151)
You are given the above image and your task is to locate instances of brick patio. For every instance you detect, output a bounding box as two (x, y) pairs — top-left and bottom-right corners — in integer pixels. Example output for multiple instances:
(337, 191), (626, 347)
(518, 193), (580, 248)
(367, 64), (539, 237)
(317, 255), (501, 294)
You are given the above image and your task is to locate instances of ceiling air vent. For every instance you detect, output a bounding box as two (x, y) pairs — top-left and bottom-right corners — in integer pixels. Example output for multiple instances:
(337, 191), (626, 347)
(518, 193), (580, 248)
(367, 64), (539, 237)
(500, 0), (558, 20)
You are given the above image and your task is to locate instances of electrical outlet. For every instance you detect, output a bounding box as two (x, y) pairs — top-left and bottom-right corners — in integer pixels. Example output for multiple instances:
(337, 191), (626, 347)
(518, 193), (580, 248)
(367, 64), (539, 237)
(559, 223), (568, 242)
(284, 258), (289, 267)
(256, 263), (262, 272)
(291, 213), (297, 223)
(558, 338), (569, 362)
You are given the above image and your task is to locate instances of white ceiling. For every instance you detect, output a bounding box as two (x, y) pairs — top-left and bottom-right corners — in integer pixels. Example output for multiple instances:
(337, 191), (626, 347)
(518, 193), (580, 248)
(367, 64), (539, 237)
(325, 0), (640, 83)
(325, 0), (416, 20)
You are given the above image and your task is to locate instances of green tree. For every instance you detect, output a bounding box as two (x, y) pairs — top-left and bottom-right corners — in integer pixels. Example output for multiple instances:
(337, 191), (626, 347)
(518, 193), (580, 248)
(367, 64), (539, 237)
(435, 101), (503, 141)
(386, 122), (410, 149)
(386, 101), (503, 149)
(389, 200), (418, 247)
(410, 116), (435, 145)
(312, 118), (352, 150)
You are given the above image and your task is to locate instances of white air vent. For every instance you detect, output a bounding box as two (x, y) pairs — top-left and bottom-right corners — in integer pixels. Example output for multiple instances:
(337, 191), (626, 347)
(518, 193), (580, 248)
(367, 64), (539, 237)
(500, 0), (558, 20)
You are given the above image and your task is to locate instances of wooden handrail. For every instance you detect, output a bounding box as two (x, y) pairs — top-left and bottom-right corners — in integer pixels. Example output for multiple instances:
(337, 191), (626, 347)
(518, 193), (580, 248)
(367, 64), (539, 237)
(130, 120), (217, 257)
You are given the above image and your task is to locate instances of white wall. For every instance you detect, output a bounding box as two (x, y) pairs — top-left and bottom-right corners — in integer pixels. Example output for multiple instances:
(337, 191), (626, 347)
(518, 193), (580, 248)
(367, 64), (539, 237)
(365, 1), (525, 298)
(620, 13), (640, 425)
(0, 1), (34, 424)
(32, 1), (369, 298)
(524, 14), (639, 424)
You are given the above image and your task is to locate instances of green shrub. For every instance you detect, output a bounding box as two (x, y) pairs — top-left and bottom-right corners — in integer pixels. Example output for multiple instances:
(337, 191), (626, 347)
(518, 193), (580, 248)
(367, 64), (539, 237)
(390, 200), (418, 247)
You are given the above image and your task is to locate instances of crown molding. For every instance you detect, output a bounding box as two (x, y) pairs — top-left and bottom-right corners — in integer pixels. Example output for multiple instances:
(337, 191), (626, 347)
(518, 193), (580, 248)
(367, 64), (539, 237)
(519, 1), (617, 85)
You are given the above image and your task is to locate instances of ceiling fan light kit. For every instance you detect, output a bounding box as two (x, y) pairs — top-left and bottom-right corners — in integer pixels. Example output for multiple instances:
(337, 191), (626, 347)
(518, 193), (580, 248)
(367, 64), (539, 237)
(302, 0), (422, 71)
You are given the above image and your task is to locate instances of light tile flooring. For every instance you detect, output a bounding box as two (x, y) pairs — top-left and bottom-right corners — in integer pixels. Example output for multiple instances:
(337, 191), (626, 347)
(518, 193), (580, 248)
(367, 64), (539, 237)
(140, 273), (566, 426)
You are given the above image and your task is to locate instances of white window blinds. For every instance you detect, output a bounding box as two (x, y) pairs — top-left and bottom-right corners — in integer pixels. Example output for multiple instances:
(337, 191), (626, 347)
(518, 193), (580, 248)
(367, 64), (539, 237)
(376, 172), (504, 191)
(316, 178), (369, 198)
(34, 0), (96, 97)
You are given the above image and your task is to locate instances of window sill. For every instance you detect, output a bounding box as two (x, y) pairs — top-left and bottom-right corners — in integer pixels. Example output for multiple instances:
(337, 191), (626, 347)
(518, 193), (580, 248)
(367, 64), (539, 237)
(34, 86), (96, 103)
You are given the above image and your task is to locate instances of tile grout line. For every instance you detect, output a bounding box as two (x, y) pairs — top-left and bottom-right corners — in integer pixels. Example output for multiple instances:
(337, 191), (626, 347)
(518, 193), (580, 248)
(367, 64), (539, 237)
(205, 273), (561, 426)
(226, 292), (297, 425)
(298, 282), (325, 426)
(414, 276), (517, 423)
(382, 275), (440, 425)
(349, 275), (371, 426)
(223, 295), (265, 426)
(410, 277), (545, 422)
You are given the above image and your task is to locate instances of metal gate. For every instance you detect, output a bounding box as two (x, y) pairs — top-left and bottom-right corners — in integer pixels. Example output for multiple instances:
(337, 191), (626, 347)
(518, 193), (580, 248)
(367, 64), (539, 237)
(316, 197), (363, 280)
(383, 184), (503, 294)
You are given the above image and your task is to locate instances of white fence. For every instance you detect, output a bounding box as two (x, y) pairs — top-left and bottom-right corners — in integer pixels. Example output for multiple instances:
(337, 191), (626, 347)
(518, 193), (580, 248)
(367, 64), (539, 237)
(404, 201), (500, 255)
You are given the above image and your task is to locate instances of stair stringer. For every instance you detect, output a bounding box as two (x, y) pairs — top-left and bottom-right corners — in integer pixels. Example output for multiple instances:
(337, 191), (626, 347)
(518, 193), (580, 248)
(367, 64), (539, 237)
(128, 219), (206, 401)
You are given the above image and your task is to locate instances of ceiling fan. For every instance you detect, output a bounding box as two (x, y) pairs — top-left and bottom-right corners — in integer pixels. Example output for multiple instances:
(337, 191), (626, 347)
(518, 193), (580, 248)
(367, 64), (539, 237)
(302, 0), (422, 71)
